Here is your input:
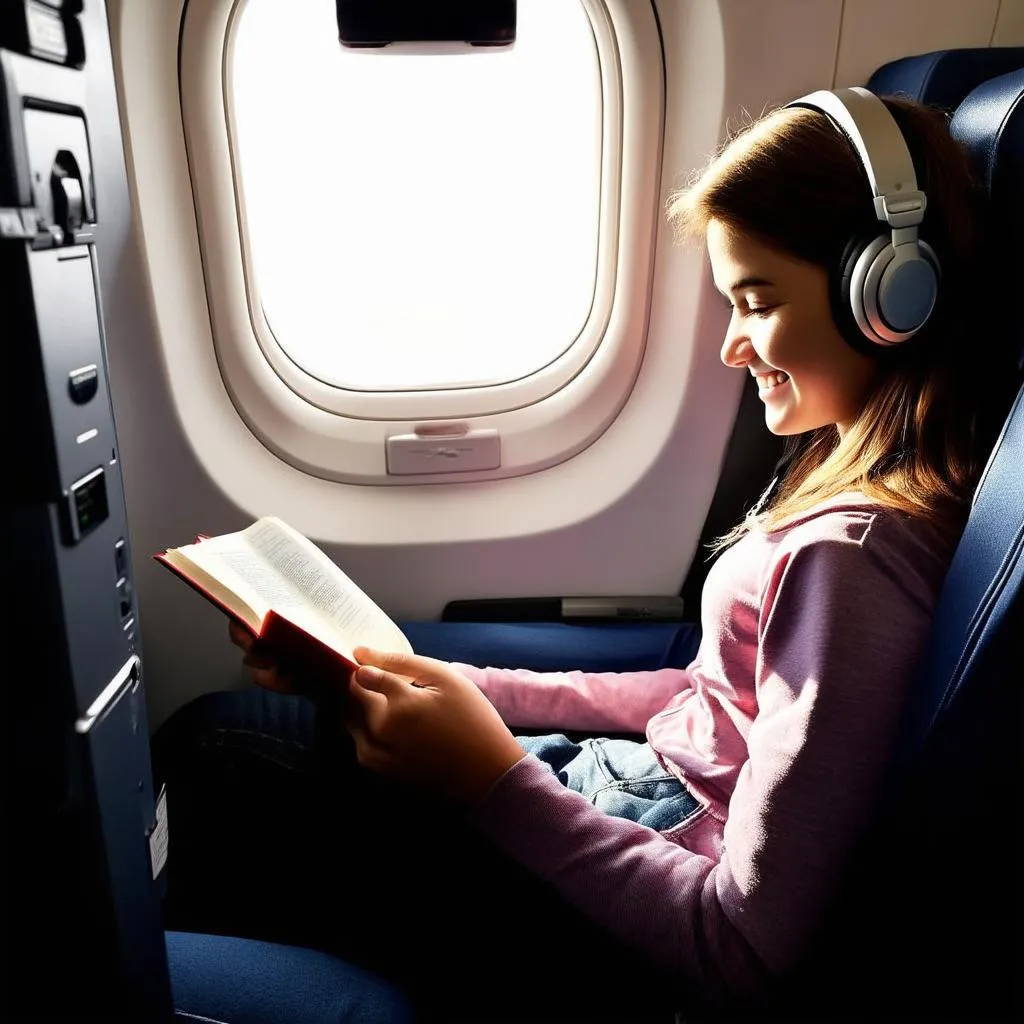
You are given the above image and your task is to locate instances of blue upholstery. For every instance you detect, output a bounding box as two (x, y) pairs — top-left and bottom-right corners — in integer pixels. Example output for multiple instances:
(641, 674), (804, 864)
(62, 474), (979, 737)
(867, 46), (1024, 110)
(950, 67), (1024, 370)
(167, 931), (414, 1024)
(900, 68), (1024, 758)
(400, 619), (701, 673)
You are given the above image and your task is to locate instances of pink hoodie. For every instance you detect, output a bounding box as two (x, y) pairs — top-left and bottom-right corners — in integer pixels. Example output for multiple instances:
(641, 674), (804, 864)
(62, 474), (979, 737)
(458, 497), (952, 1001)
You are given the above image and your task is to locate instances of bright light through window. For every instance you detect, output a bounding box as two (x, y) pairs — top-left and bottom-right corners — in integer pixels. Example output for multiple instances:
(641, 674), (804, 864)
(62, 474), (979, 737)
(230, 0), (602, 392)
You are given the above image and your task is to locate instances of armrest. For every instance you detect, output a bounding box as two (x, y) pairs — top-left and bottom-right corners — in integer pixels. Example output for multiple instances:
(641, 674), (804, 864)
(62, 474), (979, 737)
(398, 620), (701, 673)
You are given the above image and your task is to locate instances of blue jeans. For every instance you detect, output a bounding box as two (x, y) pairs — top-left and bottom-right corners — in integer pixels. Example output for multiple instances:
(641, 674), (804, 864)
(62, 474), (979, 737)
(518, 734), (701, 834)
(153, 689), (688, 1023)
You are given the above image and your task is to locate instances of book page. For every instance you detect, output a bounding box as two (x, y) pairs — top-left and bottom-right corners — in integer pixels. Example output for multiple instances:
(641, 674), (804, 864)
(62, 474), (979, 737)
(161, 541), (273, 630)
(174, 517), (411, 658)
(226, 518), (411, 657)
(175, 538), (330, 650)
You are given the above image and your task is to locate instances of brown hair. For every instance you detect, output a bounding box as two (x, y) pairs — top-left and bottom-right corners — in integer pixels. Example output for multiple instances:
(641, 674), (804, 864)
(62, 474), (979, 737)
(668, 98), (1010, 548)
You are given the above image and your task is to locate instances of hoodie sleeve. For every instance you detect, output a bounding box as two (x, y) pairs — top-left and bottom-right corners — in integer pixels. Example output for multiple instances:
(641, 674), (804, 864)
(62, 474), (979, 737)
(451, 662), (695, 734)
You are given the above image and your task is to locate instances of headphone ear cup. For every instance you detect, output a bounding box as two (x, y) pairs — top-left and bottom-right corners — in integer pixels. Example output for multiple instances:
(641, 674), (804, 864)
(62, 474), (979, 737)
(881, 238), (939, 338)
(834, 234), (940, 350)
(856, 237), (939, 345)
(831, 232), (882, 354)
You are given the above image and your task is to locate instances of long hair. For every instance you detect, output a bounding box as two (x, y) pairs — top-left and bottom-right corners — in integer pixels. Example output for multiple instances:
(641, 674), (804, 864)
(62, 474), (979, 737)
(668, 98), (1010, 549)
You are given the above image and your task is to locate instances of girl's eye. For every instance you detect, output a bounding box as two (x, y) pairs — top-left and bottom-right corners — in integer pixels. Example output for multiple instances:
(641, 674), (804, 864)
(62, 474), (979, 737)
(723, 297), (774, 316)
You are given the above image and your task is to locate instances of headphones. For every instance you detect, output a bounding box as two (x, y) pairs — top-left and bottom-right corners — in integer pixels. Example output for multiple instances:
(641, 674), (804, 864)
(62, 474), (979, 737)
(786, 87), (940, 350)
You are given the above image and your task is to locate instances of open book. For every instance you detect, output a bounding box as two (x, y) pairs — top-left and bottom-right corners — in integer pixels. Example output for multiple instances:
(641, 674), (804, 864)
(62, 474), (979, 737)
(155, 516), (412, 682)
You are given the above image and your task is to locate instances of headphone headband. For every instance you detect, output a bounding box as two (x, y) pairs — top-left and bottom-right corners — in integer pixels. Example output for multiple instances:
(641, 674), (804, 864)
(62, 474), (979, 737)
(784, 86), (939, 348)
(788, 87), (928, 229)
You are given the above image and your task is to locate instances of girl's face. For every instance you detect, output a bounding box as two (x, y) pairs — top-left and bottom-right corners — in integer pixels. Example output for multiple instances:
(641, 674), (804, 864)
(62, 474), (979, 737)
(706, 218), (877, 438)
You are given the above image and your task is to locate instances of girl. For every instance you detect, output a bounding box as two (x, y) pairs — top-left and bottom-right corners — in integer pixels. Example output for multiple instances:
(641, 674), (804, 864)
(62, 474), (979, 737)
(158, 91), (1007, 1023)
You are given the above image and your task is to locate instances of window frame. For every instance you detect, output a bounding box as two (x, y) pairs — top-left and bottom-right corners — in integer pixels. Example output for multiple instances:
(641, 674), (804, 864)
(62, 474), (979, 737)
(180, 0), (665, 483)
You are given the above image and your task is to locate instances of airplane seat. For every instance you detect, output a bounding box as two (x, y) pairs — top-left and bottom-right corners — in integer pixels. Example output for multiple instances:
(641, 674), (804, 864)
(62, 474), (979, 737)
(754, 66), (1024, 1024)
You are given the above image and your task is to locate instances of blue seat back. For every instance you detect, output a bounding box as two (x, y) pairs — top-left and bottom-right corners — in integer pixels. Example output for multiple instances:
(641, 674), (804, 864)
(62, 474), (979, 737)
(867, 46), (1024, 110)
(795, 68), (1024, 1024)
(900, 69), (1024, 756)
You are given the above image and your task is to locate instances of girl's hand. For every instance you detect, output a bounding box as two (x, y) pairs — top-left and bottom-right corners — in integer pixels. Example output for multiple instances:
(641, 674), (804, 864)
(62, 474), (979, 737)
(346, 647), (526, 805)
(228, 619), (296, 694)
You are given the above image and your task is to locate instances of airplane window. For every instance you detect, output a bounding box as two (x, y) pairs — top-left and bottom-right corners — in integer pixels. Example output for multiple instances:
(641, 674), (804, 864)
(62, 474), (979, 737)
(180, 0), (660, 480)
(230, 0), (600, 391)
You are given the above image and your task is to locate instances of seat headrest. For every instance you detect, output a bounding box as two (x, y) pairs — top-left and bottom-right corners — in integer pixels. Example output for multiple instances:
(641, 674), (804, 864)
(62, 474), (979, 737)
(950, 68), (1024, 367)
(950, 68), (1024, 209)
(867, 47), (1024, 109)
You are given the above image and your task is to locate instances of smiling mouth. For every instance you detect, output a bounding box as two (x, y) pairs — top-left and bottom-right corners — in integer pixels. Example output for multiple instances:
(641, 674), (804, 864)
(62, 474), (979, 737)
(754, 371), (790, 392)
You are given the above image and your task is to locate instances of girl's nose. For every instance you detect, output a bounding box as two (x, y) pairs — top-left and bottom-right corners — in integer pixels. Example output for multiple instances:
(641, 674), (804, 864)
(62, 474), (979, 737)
(720, 315), (753, 368)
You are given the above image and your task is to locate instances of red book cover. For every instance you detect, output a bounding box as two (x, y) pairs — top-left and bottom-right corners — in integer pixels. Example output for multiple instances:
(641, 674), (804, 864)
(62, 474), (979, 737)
(153, 551), (358, 695)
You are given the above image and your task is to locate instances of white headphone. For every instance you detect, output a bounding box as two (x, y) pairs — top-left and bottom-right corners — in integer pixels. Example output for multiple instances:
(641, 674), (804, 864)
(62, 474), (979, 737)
(786, 87), (940, 348)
